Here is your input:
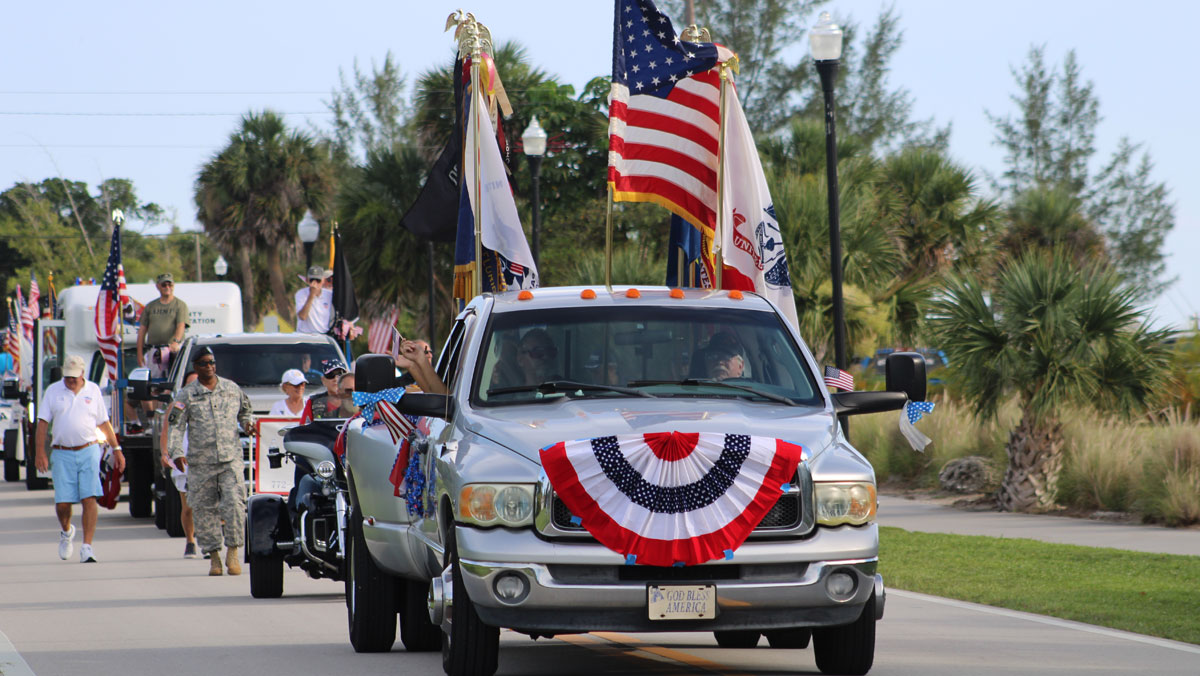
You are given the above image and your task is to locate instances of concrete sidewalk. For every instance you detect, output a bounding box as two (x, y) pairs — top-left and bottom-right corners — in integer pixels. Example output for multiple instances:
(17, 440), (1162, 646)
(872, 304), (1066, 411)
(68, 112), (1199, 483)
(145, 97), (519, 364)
(877, 493), (1200, 557)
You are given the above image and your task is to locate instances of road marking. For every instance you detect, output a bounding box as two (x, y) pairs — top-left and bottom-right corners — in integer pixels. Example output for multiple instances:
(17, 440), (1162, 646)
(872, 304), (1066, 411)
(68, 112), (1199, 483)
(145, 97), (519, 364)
(891, 589), (1200, 655)
(0, 628), (37, 676)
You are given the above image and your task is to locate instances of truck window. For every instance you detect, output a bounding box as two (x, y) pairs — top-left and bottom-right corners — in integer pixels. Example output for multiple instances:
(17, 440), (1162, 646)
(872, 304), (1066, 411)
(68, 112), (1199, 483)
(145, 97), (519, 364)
(184, 342), (342, 388)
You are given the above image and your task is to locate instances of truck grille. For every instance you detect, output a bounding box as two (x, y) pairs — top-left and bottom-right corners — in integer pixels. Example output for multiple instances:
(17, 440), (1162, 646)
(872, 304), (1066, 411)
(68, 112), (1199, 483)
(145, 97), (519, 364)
(551, 491), (802, 532)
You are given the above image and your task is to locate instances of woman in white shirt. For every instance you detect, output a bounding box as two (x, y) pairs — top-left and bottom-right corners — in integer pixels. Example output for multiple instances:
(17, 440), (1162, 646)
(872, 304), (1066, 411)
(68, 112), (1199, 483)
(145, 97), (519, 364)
(269, 369), (307, 417)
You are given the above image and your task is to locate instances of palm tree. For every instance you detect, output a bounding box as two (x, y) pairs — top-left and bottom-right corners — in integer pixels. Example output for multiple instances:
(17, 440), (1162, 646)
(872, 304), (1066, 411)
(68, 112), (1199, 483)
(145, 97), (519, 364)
(1000, 186), (1105, 266)
(194, 111), (331, 324)
(929, 251), (1172, 512)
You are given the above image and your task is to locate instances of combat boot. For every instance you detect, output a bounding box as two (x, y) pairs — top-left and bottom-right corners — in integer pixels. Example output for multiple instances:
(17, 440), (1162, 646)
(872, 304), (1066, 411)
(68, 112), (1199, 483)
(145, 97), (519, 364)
(225, 546), (242, 576)
(209, 549), (223, 576)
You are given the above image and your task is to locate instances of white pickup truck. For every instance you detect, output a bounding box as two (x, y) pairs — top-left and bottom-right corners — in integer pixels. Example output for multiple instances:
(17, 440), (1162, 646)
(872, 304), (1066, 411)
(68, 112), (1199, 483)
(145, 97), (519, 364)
(343, 286), (925, 676)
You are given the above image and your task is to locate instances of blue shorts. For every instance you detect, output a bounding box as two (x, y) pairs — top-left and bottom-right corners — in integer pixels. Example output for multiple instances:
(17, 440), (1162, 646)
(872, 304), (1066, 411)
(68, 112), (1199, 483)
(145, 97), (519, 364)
(51, 445), (103, 504)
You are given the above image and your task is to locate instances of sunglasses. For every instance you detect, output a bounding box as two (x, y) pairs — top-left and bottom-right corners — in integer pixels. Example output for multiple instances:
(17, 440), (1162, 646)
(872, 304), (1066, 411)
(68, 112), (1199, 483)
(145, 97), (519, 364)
(341, 388), (355, 394)
(195, 359), (216, 366)
(159, 282), (174, 287)
(522, 345), (557, 360)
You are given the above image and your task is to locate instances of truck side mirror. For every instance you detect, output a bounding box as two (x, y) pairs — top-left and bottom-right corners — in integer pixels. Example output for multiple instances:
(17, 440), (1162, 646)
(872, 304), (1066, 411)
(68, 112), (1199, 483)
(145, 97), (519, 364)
(355, 354), (400, 394)
(394, 392), (455, 421)
(127, 367), (153, 402)
(886, 351), (927, 403)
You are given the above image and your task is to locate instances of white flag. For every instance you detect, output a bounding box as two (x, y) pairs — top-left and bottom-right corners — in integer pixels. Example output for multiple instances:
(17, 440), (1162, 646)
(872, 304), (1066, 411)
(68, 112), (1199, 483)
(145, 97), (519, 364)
(464, 85), (539, 289)
(719, 85), (799, 330)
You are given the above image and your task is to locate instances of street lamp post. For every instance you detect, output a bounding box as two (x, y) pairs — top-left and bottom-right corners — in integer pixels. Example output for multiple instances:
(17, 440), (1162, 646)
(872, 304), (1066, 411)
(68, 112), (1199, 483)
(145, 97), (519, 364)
(811, 12), (849, 434)
(297, 211), (320, 272)
(213, 255), (228, 277)
(522, 115), (547, 270)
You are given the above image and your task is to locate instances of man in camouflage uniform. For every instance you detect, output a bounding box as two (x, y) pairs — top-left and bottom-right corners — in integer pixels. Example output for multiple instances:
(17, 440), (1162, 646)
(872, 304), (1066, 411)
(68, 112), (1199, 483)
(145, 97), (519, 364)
(167, 347), (253, 576)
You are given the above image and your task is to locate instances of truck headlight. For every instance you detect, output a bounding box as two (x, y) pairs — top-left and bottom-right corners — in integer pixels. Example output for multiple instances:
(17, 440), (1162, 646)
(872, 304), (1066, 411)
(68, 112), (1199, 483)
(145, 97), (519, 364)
(459, 484), (535, 527)
(814, 482), (877, 526)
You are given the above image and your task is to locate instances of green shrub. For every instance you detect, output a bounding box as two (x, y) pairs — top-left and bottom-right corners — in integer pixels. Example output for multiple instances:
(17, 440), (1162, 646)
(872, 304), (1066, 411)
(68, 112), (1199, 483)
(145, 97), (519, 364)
(1058, 412), (1145, 512)
(1137, 417), (1200, 526)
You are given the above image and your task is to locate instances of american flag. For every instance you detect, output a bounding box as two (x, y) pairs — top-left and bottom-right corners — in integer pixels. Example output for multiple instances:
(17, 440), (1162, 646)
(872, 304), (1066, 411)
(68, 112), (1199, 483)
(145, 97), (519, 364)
(377, 399), (417, 446)
(95, 226), (128, 382)
(367, 308), (399, 355)
(4, 299), (20, 360)
(608, 0), (735, 236)
(823, 365), (854, 391)
(22, 274), (39, 341)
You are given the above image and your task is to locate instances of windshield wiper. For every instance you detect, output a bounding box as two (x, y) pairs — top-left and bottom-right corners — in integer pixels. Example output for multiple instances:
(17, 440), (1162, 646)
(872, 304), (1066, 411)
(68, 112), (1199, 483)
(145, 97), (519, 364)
(627, 379), (796, 406)
(488, 380), (656, 398)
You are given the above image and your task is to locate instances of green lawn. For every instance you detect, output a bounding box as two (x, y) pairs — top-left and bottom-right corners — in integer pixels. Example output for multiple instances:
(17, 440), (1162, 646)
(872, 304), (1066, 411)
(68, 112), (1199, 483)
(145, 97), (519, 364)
(879, 527), (1200, 645)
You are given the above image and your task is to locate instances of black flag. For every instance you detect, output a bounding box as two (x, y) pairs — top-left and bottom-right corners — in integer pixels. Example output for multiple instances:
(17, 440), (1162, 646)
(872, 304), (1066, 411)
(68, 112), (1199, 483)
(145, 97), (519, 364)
(331, 231), (359, 323)
(399, 56), (462, 243)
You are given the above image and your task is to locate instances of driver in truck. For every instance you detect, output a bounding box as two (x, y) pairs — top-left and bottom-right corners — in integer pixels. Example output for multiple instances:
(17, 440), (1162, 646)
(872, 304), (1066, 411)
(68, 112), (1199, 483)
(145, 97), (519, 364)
(701, 332), (746, 381)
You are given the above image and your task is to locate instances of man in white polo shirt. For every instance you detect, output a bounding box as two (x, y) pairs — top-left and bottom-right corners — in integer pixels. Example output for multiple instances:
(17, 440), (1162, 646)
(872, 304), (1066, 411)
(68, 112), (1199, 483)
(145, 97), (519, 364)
(34, 355), (125, 563)
(294, 265), (333, 334)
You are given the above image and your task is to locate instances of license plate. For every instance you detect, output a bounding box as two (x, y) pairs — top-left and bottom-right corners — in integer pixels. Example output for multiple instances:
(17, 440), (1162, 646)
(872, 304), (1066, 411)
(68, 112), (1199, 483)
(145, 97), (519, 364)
(647, 584), (716, 620)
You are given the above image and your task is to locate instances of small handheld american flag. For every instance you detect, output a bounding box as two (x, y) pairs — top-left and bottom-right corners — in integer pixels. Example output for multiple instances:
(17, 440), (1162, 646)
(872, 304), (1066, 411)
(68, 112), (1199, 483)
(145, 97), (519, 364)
(823, 365), (854, 391)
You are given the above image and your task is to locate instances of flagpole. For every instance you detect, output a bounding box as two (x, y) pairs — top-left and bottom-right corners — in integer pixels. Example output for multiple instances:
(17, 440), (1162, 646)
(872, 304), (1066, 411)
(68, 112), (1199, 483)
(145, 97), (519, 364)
(714, 61), (731, 291)
(605, 185), (614, 292)
(469, 29), (484, 299)
(111, 210), (125, 430)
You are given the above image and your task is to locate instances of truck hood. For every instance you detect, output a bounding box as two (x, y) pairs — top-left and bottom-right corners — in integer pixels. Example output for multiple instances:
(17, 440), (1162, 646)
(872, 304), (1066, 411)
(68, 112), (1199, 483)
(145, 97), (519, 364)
(464, 398), (837, 464)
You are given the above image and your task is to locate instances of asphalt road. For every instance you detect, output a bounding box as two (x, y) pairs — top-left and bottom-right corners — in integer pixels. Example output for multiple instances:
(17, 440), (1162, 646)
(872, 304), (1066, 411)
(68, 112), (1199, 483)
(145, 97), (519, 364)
(1, 481), (1197, 676)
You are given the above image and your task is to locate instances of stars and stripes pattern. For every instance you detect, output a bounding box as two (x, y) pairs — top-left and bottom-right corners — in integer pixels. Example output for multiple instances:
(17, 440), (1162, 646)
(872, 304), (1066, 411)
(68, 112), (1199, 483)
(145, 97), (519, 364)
(899, 400), (936, 452)
(377, 399), (417, 445)
(368, 309), (399, 355)
(21, 274), (39, 341)
(351, 387), (408, 423)
(542, 431), (805, 567)
(906, 401), (935, 424)
(608, 0), (735, 236)
(95, 227), (128, 382)
(823, 365), (854, 391)
(4, 300), (20, 359)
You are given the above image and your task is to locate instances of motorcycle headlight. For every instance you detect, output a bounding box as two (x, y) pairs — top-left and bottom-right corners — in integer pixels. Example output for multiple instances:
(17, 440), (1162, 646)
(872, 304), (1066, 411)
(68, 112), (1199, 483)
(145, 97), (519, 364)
(315, 460), (336, 479)
(814, 481), (877, 526)
(459, 484), (535, 527)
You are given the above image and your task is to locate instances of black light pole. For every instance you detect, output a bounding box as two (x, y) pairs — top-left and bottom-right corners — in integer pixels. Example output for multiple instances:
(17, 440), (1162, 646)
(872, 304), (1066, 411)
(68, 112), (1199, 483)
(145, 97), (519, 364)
(812, 12), (849, 435)
(298, 210), (320, 272)
(522, 116), (548, 270)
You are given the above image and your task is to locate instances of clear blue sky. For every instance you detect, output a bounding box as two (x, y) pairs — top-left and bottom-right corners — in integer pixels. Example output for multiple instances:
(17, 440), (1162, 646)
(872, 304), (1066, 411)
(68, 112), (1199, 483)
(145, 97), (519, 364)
(3, 0), (1195, 329)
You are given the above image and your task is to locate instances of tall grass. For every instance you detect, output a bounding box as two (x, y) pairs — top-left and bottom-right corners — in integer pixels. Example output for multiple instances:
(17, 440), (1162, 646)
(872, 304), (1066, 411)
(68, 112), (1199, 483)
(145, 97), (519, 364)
(858, 397), (1200, 526)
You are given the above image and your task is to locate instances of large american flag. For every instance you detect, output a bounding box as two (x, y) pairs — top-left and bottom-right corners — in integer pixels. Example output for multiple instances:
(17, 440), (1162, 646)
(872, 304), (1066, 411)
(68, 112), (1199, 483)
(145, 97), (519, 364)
(95, 227), (128, 382)
(367, 308), (399, 355)
(21, 274), (39, 342)
(608, 0), (734, 236)
(4, 300), (20, 360)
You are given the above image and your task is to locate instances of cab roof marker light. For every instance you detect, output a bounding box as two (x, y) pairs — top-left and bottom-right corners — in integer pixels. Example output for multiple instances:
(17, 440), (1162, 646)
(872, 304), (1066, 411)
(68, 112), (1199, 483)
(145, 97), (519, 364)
(669, 288), (685, 299)
(517, 290), (534, 301)
(625, 288), (641, 298)
(580, 289), (597, 299)
(728, 290), (744, 300)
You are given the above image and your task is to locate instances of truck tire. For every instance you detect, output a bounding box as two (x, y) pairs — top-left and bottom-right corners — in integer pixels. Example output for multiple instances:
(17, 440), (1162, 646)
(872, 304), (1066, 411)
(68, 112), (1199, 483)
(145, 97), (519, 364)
(714, 630), (760, 648)
(126, 451), (153, 518)
(154, 477), (168, 530)
(4, 429), (19, 482)
(399, 578), (441, 652)
(345, 508), (397, 652)
(764, 627), (811, 649)
(250, 553), (285, 598)
(813, 593), (876, 676)
(442, 527), (499, 676)
(164, 481), (185, 538)
(25, 425), (49, 491)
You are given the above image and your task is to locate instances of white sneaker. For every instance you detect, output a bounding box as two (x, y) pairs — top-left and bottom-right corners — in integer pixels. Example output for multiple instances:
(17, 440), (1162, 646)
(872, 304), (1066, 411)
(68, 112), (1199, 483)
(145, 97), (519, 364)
(58, 525), (76, 560)
(80, 544), (96, 563)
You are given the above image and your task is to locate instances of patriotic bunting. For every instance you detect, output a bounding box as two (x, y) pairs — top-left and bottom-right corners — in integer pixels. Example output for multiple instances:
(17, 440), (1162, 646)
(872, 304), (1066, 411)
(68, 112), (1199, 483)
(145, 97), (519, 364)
(899, 401), (936, 452)
(541, 431), (805, 567)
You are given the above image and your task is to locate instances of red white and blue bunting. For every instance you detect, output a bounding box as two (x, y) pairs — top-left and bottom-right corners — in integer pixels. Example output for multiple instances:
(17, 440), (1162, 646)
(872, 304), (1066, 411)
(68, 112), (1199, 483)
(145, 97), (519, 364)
(541, 431), (805, 567)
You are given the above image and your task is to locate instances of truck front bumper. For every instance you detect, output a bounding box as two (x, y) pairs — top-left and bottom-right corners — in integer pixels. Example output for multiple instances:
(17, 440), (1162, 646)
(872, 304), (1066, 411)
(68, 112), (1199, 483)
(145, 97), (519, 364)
(450, 525), (884, 633)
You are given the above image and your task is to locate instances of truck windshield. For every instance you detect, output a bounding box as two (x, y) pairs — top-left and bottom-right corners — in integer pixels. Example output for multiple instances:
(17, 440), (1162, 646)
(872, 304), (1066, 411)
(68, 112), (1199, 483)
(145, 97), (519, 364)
(473, 305), (822, 407)
(188, 343), (341, 387)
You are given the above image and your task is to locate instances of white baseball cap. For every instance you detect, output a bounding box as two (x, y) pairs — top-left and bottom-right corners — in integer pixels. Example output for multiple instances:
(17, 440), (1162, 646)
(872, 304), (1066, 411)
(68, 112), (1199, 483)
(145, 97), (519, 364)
(280, 368), (307, 386)
(63, 355), (86, 378)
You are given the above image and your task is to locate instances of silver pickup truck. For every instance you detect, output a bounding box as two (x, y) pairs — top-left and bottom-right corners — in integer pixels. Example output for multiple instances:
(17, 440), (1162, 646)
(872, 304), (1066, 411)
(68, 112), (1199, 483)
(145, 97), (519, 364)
(343, 286), (925, 676)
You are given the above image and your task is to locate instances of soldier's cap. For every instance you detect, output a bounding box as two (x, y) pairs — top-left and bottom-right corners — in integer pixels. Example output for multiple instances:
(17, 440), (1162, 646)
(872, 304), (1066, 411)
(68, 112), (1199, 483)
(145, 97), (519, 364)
(191, 346), (215, 363)
(704, 332), (743, 360)
(156, 273), (174, 285)
(307, 265), (333, 281)
(321, 358), (348, 377)
(63, 355), (86, 378)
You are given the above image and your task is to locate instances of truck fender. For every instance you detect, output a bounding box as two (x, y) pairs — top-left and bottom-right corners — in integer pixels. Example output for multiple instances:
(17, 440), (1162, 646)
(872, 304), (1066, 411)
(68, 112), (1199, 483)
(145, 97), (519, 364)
(246, 493), (293, 557)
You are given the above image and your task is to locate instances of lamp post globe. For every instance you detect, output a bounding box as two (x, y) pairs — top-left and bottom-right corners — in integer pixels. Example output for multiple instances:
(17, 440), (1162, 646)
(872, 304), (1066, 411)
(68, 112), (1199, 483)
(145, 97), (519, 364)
(297, 210), (320, 272)
(522, 115), (548, 270)
(811, 11), (849, 435)
(213, 254), (228, 277)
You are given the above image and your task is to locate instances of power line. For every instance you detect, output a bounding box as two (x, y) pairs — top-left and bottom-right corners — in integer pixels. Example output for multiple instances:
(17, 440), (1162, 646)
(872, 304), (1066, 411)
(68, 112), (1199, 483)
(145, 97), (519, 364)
(0, 111), (333, 117)
(0, 90), (327, 95)
(1, 144), (213, 149)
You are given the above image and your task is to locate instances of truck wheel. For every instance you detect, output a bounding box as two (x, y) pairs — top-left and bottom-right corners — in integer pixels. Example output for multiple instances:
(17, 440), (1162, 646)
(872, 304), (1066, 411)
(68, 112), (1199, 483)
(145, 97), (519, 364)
(23, 425), (49, 491)
(813, 593), (876, 676)
(764, 627), (811, 649)
(345, 508), (396, 652)
(442, 527), (499, 676)
(127, 452), (153, 518)
(4, 429), (19, 482)
(154, 476), (168, 530)
(399, 578), (441, 652)
(249, 553), (285, 598)
(164, 481), (185, 538)
(714, 630), (760, 648)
